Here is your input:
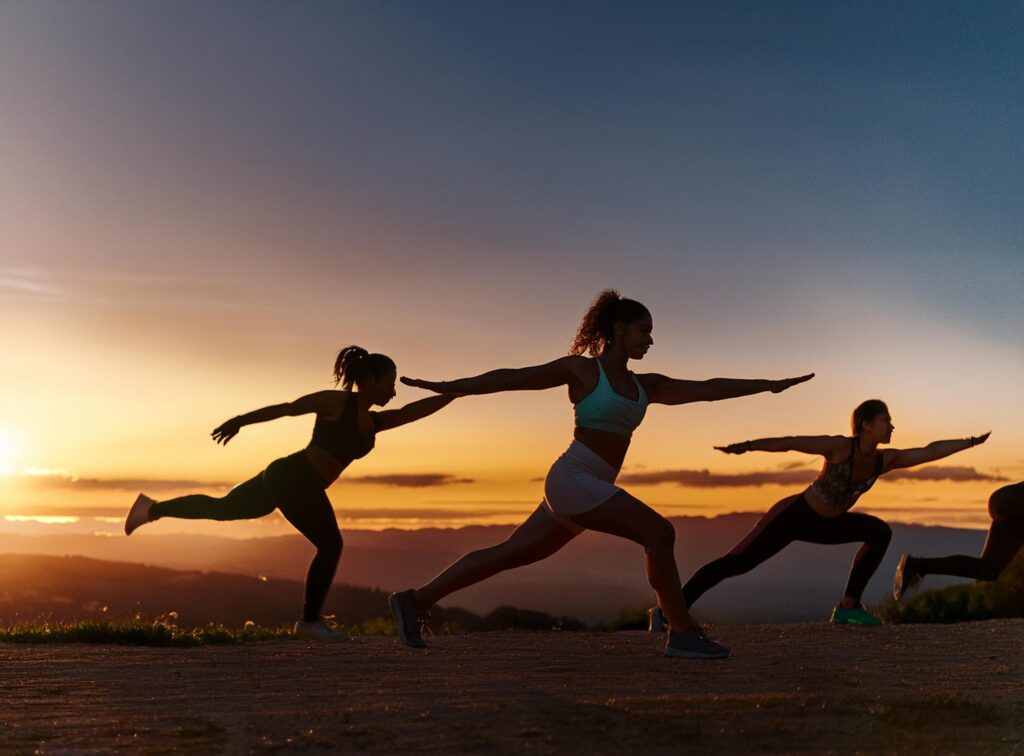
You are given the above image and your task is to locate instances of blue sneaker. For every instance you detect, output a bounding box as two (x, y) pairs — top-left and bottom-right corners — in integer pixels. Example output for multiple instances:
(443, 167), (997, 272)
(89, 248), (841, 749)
(664, 628), (730, 659)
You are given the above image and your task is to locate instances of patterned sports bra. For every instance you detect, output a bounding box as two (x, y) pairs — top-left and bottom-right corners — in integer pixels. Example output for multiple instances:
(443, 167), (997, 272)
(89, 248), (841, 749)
(809, 437), (885, 515)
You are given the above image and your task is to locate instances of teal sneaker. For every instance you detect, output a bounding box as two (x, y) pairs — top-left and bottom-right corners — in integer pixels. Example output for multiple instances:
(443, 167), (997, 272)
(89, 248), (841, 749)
(830, 605), (883, 626)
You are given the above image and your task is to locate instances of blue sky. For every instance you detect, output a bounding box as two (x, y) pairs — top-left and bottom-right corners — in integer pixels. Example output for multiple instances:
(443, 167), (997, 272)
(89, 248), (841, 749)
(1, 1), (1020, 531)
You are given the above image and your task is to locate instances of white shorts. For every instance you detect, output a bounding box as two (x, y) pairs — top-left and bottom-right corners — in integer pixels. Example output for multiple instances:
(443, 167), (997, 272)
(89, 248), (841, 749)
(541, 441), (622, 534)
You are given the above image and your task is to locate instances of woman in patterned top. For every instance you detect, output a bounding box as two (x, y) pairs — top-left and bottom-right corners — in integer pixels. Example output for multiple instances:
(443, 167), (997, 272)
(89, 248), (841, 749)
(680, 400), (989, 625)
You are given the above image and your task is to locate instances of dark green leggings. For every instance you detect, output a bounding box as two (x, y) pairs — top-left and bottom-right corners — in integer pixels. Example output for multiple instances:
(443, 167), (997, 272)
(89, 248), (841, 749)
(151, 452), (341, 622)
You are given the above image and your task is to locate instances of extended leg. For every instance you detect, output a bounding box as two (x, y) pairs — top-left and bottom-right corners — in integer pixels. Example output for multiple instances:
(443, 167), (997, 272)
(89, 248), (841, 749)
(913, 520), (1024, 582)
(682, 496), (802, 607)
(150, 474), (275, 521)
(414, 504), (577, 609)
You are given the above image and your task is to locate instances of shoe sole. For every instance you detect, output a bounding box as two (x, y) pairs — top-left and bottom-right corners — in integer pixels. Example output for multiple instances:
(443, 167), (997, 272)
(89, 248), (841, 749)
(124, 494), (151, 536)
(388, 593), (427, 649)
(893, 554), (919, 601)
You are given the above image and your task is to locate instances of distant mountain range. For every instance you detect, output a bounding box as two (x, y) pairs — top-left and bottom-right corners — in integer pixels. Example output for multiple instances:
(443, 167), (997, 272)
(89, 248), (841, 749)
(0, 515), (987, 623)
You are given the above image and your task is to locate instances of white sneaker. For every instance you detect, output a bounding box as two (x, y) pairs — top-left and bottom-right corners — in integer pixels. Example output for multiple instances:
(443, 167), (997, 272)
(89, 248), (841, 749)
(125, 493), (156, 535)
(293, 619), (351, 641)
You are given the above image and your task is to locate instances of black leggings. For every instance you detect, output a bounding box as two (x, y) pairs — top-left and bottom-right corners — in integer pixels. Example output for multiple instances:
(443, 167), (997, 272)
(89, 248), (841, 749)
(683, 494), (892, 606)
(911, 482), (1024, 582)
(151, 452), (341, 622)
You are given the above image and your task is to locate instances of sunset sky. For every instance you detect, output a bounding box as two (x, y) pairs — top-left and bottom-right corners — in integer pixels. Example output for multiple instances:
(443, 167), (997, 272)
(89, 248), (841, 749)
(1, 2), (1021, 536)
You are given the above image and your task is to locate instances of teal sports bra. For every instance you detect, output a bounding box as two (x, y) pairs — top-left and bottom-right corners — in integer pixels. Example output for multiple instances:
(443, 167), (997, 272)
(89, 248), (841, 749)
(574, 360), (649, 438)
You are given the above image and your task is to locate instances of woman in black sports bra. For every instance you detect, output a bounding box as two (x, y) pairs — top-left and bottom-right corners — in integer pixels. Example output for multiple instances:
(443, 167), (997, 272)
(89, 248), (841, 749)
(680, 399), (989, 626)
(122, 346), (458, 640)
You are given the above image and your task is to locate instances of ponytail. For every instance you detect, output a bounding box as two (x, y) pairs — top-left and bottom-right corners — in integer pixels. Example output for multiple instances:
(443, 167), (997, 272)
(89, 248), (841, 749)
(569, 289), (650, 356)
(333, 346), (395, 389)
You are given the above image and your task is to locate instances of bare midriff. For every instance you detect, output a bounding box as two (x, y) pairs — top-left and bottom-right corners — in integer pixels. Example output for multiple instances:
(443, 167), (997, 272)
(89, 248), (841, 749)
(304, 444), (346, 486)
(801, 485), (843, 519)
(573, 426), (631, 471)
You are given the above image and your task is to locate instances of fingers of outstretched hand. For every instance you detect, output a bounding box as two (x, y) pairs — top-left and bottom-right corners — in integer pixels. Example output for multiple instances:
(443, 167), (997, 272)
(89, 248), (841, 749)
(975, 431), (992, 445)
(773, 372), (815, 393)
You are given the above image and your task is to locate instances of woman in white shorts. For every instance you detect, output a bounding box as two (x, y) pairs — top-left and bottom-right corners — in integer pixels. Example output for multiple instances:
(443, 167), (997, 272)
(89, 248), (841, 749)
(390, 289), (813, 658)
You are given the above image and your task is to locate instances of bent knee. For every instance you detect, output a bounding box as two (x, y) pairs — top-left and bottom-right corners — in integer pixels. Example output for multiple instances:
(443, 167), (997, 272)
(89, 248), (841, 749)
(318, 532), (343, 559)
(645, 517), (676, 551)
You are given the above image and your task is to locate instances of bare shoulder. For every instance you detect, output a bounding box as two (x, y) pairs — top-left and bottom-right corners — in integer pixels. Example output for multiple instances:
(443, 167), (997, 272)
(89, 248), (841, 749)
(562, 354), (594, 377)
(294, 389), (348, 420)
(823, 435), (853, 463)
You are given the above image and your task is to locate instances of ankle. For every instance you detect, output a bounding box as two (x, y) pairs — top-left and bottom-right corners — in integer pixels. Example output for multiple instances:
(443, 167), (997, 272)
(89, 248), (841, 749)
(411, 590), (429, 612)
(838, 597), (858, 609)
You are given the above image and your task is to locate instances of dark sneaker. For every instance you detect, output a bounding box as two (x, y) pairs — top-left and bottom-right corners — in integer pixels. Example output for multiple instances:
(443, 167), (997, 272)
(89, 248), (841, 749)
(664, 627), (730, 659)
(389, 590), (428, 648)
(125, 493), (156, 535)
(893, 553), (922, 601)
(647, 606), (668, 632)
(830, 605), (883, 626)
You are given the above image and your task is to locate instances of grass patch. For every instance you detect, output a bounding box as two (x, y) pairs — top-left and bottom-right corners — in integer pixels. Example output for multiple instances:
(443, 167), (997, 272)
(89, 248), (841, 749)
(0, 613), (404, 646)
(0, 618), (298, 646)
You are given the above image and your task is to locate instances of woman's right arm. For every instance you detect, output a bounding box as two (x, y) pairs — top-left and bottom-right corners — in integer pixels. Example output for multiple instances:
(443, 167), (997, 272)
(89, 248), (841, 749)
(401, 356), (586, 395)
(715, 435), (848, 457)
(211, 390), (342, 445)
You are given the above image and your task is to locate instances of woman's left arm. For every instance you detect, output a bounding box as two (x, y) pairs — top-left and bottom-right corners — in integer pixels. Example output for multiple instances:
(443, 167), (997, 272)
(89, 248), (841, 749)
(883, 432), (991, 472)
(372, 395), (460, 432)
(638, 372), (814, 406)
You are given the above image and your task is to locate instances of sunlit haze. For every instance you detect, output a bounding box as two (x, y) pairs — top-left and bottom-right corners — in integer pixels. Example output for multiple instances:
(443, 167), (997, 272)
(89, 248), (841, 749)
(1, 2), (1021, 536)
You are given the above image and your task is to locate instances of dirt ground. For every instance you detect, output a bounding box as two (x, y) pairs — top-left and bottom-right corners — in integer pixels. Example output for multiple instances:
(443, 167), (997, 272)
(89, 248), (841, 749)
(2, 620), (1023, 754)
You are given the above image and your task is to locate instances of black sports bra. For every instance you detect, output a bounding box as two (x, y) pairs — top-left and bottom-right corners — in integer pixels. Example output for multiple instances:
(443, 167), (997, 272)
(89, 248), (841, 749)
(309, 393), (376, 467)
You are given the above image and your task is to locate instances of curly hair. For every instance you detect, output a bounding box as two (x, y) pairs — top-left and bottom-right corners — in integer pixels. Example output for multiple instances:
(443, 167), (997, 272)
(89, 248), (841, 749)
(569, 289), (650, 356)
(333, 346), (396, 389)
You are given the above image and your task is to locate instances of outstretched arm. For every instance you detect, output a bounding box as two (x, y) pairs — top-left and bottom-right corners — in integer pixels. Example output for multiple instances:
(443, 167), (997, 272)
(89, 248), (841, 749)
(884, 432), (991, 472)
(401, 356), (584, 395)
(211, 390), (341, 445)
(373, 395), (459, 432)
(716, 435), (848, 457)
(640, 372), (814, 406)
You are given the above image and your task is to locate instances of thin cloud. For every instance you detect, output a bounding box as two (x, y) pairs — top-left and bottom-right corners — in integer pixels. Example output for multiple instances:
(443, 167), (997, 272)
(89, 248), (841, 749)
(0, 272), (62, 299)
(343, 474), (474, 488)
(778, 461), (815, 471)
(344, 508), (505, 520)
(884, 466), (1007, 483)
(618, 465), (1005, 488)
(618, 469), (816, 488)
(17, 473), (232, 492)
